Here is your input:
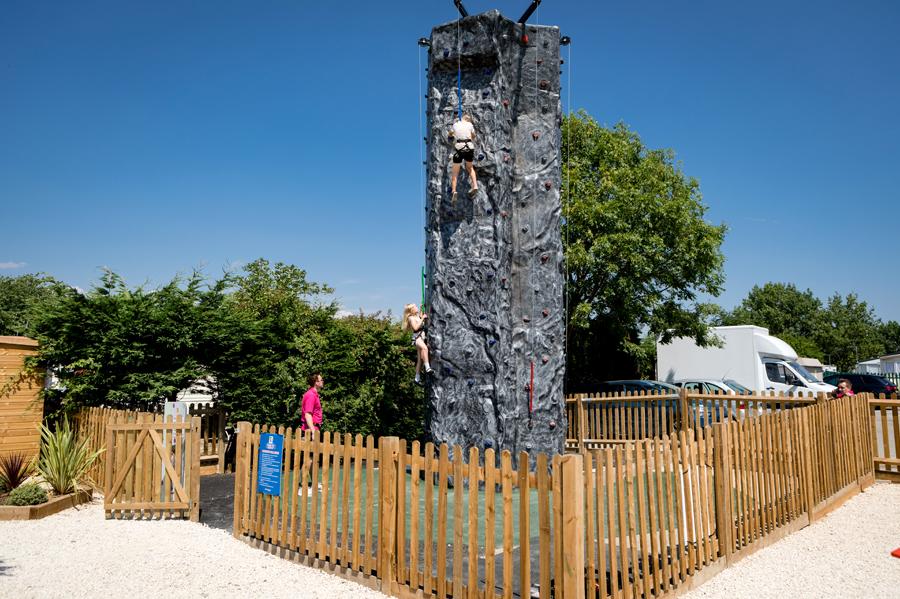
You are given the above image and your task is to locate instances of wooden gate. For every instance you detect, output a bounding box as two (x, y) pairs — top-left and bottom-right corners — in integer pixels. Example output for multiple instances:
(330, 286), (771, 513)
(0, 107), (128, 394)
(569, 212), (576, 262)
(104, 414), (201, 521)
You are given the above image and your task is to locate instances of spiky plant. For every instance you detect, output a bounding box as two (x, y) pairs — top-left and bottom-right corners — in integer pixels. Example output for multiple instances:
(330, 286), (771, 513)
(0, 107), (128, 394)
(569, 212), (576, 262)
(0, 452), (33, 492)
(35, 418), (103, 495)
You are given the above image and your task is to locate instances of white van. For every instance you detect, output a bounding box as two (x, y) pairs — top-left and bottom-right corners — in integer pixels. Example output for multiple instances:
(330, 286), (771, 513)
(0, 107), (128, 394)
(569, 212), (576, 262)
(657, 325), (835, 395)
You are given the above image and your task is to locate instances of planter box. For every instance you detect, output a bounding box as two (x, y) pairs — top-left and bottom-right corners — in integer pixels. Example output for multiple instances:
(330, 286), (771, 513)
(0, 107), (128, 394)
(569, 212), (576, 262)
(0, 489), (93, 521)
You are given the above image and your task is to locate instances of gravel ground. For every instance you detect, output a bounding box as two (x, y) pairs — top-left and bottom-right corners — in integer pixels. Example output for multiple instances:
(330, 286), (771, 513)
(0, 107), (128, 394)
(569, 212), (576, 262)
(0, 499), (388, 599)
(683, 482), (900, 599)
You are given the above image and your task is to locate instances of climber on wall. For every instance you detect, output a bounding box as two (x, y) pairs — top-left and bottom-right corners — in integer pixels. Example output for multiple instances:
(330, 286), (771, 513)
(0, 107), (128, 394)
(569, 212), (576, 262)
(448, 113), (479, 201)
(402, 303), (433, 385)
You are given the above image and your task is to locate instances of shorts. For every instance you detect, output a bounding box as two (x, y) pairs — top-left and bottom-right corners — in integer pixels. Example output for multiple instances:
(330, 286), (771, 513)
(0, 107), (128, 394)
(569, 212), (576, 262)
(452, 148), (475, 164)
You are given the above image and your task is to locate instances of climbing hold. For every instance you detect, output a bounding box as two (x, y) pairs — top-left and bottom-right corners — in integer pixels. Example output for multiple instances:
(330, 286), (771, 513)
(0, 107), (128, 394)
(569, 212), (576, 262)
(541, 253), (549, 263)
(486, 271), (494, 278)
(522, 225), (529, 233)
(467, 379), (474, 387)
(539, 79), (550, 90)
(448, 280), (455, 288)
(536, 58), (543, 65)
(482, 90), (490, 99)
(486, 208), (492, 215)
(532, 131), (540, 141)
(478, 153), (485, 161)
(443, 49), (450, 58)
(500, 277), (507, 284)
(500, 210), (508, 217)
(523, 316), (531, 323)
(542, 355), (549, 364)
(541, 156), (547, 164)
(444, 366), (454, 376)
(521, 33), (529, 44)
(479, 313), (486, 320)
(502, 99), (509, 108)
(463, 40), (469, 47)
(488, 338), (496, 346)
(549, 420), (556, 429)
(544, 180), (552, 190)
(525, 442), (533, 450)
(542, 308), (549, 317)
(503, 153), (510, 163)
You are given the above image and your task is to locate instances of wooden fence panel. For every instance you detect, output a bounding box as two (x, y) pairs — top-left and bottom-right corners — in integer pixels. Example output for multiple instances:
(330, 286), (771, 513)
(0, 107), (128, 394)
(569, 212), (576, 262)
(103, 415), (200, 521)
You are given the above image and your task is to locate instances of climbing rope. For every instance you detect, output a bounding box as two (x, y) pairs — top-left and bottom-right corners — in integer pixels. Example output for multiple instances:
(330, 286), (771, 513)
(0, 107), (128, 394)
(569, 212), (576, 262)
(418, 43), (427, 313)
(456, 15), (463, 119)
(528, 7), (542, 422)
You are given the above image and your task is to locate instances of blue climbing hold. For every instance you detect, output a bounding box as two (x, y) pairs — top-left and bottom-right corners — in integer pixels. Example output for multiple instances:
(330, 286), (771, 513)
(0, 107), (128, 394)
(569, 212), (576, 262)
(444, 366), (454, 376)
(443, 48), (450, 58)
(467, 379), (474, 387)
(486, 208), (492, 215)
(486, 271), (494, 278)
(482, 90), (490, 99)
(479, 313), (486, 320)
(478, 153), (485, 160)
(488, 338), (497, 346)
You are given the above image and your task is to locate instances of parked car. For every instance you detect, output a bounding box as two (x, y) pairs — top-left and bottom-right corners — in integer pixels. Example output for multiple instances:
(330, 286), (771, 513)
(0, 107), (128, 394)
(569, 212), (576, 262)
(595, 380), (678, 394)
(673, 379), (753, 424)
(822, 373), (897, 396)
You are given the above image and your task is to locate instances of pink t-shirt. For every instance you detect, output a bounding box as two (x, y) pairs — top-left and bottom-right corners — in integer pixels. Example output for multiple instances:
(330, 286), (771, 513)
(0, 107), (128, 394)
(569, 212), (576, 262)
(301, 387), (322, 431)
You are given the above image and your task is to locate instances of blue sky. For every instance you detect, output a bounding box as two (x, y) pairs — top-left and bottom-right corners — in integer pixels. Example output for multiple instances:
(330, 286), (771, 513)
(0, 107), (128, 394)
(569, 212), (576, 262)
(1, 1), (898, 321)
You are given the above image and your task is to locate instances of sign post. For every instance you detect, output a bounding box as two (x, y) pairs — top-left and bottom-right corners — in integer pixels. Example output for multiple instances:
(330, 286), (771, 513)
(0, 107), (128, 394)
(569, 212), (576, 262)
(257, 433), (284, 496)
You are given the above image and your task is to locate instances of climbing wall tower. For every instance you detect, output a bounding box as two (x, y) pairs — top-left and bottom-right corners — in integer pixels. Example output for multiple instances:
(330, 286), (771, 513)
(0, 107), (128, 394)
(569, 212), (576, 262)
(424, 10), (565, 462)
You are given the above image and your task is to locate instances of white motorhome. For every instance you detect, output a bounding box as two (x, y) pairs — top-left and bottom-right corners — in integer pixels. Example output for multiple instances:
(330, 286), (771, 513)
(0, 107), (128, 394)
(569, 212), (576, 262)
(657, 325), (836, 395)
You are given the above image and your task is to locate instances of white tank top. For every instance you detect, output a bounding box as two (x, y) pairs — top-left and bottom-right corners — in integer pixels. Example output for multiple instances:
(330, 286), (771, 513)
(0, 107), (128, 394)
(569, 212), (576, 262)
(452, 120), (474, 142)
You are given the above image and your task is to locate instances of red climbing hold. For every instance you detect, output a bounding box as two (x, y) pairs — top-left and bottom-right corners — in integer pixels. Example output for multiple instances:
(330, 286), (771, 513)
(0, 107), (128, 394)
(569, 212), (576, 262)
(540, 254), (549, 263)
(502, 99), (510, 108)
(544, 180), (552, 190)
(893, 547), (900, 559)
(521, 33), (529, 44)
(523, 316), (531, 323)
(542, 355), (549, 364)
(542, 308), (549, 317)
(500, 210), (508, 217)
(532, 131), (540, 141)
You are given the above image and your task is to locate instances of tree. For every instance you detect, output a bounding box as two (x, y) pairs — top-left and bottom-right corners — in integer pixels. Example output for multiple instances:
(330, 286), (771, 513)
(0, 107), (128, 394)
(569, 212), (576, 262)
(718, 282), (824, 359)
(562, 112), (727, 389)
(814, 293), (884, 371)
(33, 270), (215, 416)
(0, 274), (70, 337)
(881, 320), (900, 355)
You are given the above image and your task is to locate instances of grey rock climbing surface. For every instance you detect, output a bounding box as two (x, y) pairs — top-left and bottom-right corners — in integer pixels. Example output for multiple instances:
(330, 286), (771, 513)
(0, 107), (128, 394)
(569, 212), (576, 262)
(423, 11), (565, 465)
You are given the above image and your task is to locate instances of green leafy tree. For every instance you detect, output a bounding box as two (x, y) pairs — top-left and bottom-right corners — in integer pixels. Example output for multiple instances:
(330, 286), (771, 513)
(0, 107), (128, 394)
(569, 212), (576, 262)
(814, 293), (885, 371)
(881, 320), (900, 355)
(562, 112), (726, 389)
(33, 270), (214, 415)
(0, 274), (70, 337)
(718, 282), (824, 359)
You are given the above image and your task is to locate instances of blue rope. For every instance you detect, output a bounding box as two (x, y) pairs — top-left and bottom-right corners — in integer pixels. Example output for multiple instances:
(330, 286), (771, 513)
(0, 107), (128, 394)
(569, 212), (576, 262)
(457, 66), (463, 119)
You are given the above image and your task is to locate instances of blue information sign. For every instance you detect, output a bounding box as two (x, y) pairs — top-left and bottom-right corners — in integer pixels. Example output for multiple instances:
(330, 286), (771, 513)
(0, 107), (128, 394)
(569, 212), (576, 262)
(257, 433), (284, 496)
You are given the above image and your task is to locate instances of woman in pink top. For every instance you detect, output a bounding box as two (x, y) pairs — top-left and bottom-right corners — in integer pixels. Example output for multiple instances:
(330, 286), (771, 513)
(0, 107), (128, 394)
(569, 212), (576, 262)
(300, 373), (324, 432)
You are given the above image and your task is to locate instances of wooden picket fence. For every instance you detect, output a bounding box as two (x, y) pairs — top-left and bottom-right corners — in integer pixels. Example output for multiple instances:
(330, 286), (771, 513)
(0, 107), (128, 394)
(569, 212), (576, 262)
(565, 390), (822, 450)
(232, 394), (874, 599)
(869, 395), (900, 482)
(74, 402), (227, 487)
(104, 412), (201, 521)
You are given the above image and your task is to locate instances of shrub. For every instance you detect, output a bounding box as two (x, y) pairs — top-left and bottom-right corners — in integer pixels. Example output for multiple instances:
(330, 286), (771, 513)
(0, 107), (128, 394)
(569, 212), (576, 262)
(5, 483), (48, 506)
(35, 418), (103, 495)
(0, 452), (33, 491)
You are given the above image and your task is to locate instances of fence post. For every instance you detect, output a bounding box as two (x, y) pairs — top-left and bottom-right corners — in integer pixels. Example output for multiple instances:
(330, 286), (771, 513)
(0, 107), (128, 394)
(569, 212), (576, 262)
(712, 421), (734, 560)
(798, 409), (816, 520)
(559, 453), (586, 599)
(189, 416), (202, 522)
(678, 388), (691, 433)
(217, 406), (227, 474)
(232, 421), (251, 538)
(576, 394), (587, 453)
(379, 436), (400, 594)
